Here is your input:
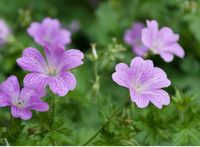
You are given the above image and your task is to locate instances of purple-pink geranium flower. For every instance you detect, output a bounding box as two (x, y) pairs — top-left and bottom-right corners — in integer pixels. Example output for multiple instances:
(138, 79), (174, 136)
(17, 44), (84, 96)
(27, 17), (71, 47)
(0, 19), (10, 45)
(124, 22), (148, 57)
(0, 76), (49, 120)
(141, 20), (185, 62)
(112, 57), (171, 109)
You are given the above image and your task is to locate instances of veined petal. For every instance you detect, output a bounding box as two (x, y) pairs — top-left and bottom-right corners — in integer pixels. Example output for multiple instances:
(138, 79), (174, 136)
(112, 63), (131, 88)
(17, 47), (48, 73)
(130, 57), (154, 84)
(61, 49), (84, 70)
(142, 67), (171, 89)
(132, 94), (150, 108)
(24, 73), (49, 90)
(0, 75), (20, 99)
(19, 87), (45, 103)
(44, 44), (65, 70)
(49, 72), (76, 96)
(0, 93), (10, 107)
(142, 90), (170, 109)
(11, 106), (32, 120)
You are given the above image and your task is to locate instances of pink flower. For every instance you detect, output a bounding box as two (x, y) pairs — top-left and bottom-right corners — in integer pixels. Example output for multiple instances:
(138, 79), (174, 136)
(112, 57), (171, 109)
(142, 20), (185, 62)
(27, 17), (71, 47)
(0, 76), (49, 120)
(124, 22), (148, 56)
(0, 19), (10, 45)
(17, 44), (84, 96)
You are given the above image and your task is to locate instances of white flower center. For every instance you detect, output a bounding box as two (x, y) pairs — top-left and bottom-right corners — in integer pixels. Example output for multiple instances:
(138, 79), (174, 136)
(13, 99), (26, 109)
(48, 66), (57, 76)
(131, 81), (144, 95)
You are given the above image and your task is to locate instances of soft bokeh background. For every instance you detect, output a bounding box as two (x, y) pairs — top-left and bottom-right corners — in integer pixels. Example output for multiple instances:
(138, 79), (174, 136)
(0, 0), (200, 145)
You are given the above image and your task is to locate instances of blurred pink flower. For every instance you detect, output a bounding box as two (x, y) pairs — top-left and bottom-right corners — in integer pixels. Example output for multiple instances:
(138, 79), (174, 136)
(0, 19), (10, 45)
(112, 57), (171, 109)
(27, 17), (71, 47)
(124, 22), (148, 57)
(142, 20), (185, 62)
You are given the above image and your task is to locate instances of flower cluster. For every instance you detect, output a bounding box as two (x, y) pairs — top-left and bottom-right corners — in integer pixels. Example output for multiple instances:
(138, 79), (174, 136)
(0, 17), (185, 120)
(0, 18), (84, 120)
(115, 19), (186, 108)
(124, 20), (185, 62)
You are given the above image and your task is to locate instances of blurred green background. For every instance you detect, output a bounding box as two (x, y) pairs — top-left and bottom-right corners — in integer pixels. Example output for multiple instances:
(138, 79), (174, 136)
(0, 0), (200, 145)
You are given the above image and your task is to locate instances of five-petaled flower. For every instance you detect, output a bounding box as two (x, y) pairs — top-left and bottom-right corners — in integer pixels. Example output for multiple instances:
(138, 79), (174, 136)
(124, 22), (148, 57)
(141, 20), (185, 62)
(0, 19), (10, 45)
(0, 76), (49, 120)
(17, 44), (84, 96)
(112, 57), (171, 109)
(27, 17), (71, 47)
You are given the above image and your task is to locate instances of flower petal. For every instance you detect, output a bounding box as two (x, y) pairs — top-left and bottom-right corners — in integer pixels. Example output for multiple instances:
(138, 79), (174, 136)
(163, 43), (185, 58)
(160, 52), (174, 62)
(141, 67), (171, 89)
(27, 22), (43, 45)
(0, 76), (20, 99)
(130, 57), (154, 84)
(142, 90), (170, 109)
(17, 47), (48, 73)
(49, 72), (76, 96)
(24, 73), (49, 90)
(42, 17), (60, 30)
(61, 49), (84, 70)
(11, 106), (32, 120)
(124, 22), (145, 45)
(158, 27), (179, 44)
(27, 100), (49, 112)
(0, 93), (10, 107)
(141, 20), (159, 48)
(132, 94), (150, 108)
(132, 45), (148, 57)
(54, 29), (71, 46)
(112, 63), (131, 88)
(44, 44), (65, 70)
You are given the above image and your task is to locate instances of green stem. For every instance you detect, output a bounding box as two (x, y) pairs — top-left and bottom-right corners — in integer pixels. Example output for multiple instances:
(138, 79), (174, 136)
(50, 94), (56, 127)
(82, 99), (131, 146)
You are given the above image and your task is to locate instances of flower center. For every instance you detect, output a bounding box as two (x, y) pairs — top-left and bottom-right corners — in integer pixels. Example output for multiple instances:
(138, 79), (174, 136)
(131, 82), (143, 95)
(44, 35), (51, 42)
(48, 66), (57, 76)
(13, 99), (26, 109)
(152, 40), (163, 53)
